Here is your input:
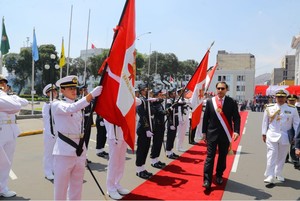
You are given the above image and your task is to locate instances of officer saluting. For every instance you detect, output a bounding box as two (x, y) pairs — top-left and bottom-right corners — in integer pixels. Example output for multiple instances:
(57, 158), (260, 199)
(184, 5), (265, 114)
(262, 89), (299, 184)
(52, 75), (102, 200)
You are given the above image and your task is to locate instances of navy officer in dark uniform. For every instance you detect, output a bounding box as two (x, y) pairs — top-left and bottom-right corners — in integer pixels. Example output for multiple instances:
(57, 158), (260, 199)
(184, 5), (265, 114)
(149, 88), (167, 169)
(135, 84), (153, 179)
(165, 88), (180, 159)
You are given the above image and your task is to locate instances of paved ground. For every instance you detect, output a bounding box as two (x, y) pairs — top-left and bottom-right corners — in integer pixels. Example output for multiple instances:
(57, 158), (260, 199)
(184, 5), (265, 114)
(2, 110), (300, 200)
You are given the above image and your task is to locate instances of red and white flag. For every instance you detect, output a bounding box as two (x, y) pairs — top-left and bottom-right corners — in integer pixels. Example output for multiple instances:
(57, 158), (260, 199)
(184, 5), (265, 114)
(91, 43), (96, 49)
(205, 63), (218, 92)
(186, 50), (210, 129)
(95, 0), (136, 150)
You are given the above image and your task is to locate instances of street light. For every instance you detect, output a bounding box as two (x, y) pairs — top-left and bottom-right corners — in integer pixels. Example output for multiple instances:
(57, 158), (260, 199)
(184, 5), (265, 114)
(136, 31), (151, 40)
(44, 54), (59, 100)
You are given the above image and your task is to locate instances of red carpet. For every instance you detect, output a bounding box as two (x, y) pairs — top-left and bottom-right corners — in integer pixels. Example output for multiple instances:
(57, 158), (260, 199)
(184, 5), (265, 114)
(123, 111), (248, 200)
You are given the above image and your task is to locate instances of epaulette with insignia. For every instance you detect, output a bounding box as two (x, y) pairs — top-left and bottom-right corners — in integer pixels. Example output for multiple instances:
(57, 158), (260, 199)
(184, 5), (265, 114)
(266, 103), (275, 107)
(288, 104), (296, 108)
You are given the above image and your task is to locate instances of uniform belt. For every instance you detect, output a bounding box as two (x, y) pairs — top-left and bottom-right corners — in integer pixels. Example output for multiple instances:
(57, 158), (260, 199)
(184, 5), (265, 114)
(84, 113), (90, 116)
(0, 119), (16, 125)
(60, 133), (83, 139)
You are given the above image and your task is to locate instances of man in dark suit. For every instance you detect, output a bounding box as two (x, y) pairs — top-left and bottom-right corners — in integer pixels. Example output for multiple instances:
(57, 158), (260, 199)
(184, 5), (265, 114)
(295, 125), (300, 158)
(202, 81), (240, 190)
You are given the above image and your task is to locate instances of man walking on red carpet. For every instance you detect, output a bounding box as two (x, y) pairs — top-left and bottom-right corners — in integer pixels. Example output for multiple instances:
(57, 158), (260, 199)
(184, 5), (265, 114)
(202, 81), (240, 190)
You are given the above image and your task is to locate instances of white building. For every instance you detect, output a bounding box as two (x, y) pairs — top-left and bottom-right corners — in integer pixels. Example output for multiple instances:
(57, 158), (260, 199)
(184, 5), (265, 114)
(291, 35), (300, 85)
(207, 50), (255, 102)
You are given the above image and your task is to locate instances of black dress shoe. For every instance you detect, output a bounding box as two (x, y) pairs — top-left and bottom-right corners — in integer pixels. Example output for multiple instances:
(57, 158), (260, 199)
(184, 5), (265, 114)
(136, 170), (152, 179)
(96, 151), (109, 158)
(202, 180), (211, 189)
(157, 161), (166, 167)
(216, 177), (223, 185)
(167, 153), (179, 159)
(151, 162), (163, 169)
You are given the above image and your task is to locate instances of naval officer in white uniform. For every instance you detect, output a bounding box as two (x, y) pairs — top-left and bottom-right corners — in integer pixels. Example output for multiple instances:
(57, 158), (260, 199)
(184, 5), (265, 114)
(42, 84), (58, 181)
(104, 97), (141, 200)
(262, 89), (299, 184)
(0, 75), (28, 198)
(52, 75), (102, 200)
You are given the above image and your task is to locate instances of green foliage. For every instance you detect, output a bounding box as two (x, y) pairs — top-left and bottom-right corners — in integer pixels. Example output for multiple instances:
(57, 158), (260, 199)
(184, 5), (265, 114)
(4, 44), (199, 95)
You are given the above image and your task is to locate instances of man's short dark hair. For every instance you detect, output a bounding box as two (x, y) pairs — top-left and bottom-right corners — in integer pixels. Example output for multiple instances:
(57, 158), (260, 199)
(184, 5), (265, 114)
(216, 81), (228, 89)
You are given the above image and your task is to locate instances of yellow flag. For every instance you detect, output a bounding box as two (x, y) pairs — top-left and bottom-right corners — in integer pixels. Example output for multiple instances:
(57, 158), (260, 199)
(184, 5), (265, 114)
(59, 38), (66, 68)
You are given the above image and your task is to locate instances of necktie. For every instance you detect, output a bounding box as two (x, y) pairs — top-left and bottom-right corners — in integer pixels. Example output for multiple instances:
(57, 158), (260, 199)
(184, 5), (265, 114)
(219, 98), (223, 106)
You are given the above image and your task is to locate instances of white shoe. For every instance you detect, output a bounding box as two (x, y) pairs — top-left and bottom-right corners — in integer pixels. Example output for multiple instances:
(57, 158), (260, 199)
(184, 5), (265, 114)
(0, 190), (17, 198)
(45, 174), (54, 180)
(276, 176), (285, 182)
(177, 148), (187, 152)
(117, 188), (130, 195)
(107, 191), (123, 200)
(264, 176), (274, 183)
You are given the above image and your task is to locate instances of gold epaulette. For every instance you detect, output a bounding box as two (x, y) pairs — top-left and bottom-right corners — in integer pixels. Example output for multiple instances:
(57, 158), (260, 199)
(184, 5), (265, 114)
(266, 107), (280, 123)
(288, 104), (296, 108)
(266, 103), (274, 107)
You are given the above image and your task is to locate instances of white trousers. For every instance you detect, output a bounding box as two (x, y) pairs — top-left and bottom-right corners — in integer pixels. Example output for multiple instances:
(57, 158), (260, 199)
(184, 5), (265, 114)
(176, 120), (189, 149)
(43, 134), (55, 177)
(106, 139), (127, 192)
(0, 139), (16, 193)
(53, 155), (86, 200)
(264, 139), (289, 177)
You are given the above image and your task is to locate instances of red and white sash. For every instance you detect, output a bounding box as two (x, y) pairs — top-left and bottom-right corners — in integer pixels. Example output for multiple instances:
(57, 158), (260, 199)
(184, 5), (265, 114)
(212, 96), (233, 142)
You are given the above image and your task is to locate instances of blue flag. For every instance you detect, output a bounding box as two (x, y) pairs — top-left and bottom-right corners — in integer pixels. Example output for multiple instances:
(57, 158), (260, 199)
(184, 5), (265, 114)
(32, 29), (39, 61)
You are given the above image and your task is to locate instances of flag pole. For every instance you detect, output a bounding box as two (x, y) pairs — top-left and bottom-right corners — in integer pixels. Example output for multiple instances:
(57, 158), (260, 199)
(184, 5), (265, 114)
(174, 41), (215, 103)
(59, 37), (64, 80)
(31, 28), (35, 115)
(83, 9), (91, 85)
(66, 5), (73, 76)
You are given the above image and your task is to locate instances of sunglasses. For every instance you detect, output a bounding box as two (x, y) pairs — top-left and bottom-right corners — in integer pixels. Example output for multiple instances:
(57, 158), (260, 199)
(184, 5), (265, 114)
(217, 87), (225, 90)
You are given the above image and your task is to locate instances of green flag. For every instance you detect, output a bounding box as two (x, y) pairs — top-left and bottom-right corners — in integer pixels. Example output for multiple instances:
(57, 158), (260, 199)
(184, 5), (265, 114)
(1, 17), (10, 55)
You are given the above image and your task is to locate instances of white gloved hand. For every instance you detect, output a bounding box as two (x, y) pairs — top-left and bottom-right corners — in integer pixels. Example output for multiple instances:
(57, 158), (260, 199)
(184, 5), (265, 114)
(146, 130), (154, 138)
(99, 121), (105, 126)
(170, 125), (176, 130)
(147, 98), (158, 102)
(90, 86), (103, 98)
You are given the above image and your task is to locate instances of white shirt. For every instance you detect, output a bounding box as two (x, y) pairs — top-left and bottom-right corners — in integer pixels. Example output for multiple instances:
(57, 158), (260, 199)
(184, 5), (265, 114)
(52, 97), (90, 156)
(262, 103), (300, 144)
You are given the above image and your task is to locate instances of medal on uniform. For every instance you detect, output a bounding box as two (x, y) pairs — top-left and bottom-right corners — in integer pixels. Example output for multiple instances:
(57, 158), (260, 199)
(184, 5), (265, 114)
(276, 115), (281, 121)
(217, 108), (222, 113)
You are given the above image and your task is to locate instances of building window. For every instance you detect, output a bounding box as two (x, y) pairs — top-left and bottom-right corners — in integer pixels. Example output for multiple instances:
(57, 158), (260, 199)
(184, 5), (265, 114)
(237, 75), (245, 81)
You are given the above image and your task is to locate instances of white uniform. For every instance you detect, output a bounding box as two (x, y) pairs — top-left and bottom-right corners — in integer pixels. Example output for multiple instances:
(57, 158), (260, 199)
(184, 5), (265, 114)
(0, 91), (28, 194)
(176, 98), (190, 150)
(262, 103), (300, 178)
(42, 101), (56, 178)
(52, 97), (90, 200)
(105, 97), (141, 195)
(104, 120), (127, 193)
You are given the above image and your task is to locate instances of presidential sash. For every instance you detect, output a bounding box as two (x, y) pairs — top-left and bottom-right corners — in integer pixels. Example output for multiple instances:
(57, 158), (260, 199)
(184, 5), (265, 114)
(212, 96), (233, 142)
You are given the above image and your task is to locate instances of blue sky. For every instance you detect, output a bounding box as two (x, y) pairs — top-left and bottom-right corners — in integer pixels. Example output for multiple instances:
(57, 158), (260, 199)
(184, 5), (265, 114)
(1, 0), (300, 76)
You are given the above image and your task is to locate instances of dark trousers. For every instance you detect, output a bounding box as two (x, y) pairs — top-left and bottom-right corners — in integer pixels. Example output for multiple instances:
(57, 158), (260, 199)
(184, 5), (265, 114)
(289, 143), (299, 164)
(189, 119), (196, 143)
(84, 116), (92, 148)
(203, 137), (229, 184)
(150, 126), (165, 159)
(166, 127), (177, 151)
(96, 116), (107, 149)
(136, 130), (151, 167)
